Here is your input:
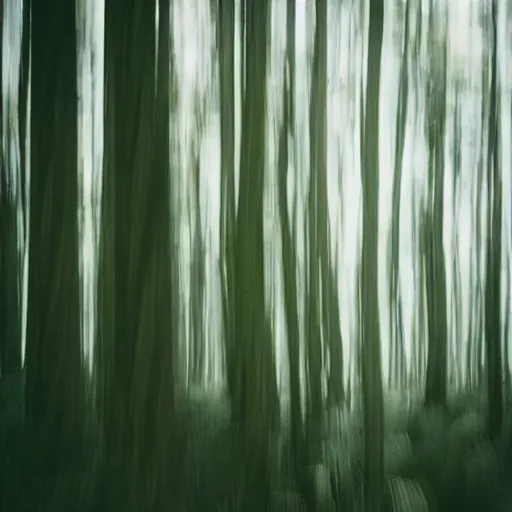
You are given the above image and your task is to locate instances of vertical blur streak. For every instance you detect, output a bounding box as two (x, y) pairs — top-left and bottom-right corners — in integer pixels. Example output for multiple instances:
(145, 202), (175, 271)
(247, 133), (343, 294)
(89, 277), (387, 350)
(18, 0), (29, 236)
(277, 0), (304, 477)
(218, 0), (237, 421)
(388, 0), (410, 390)
(25, 0), (86, 461)
(98, 0), (155, 474)
(234, 0), (279, 491)
(305, 0), (328, 461)
(0, 0), (25, 377)
(188, 92), (206, 384)
(361, 0), (385, 509)
(485, 0), (503, 441)
(424, 4), (448, 407)
(450, 84), (464, 392)
(97, 0), (178, 505)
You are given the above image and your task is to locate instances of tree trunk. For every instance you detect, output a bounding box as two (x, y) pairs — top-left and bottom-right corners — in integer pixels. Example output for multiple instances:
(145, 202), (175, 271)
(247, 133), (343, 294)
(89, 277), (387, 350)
(25, 0), (86, 464)
(424, 15), (448, 408)
(97, 1), (177, 506)
(218, 0), (238, 421)
(235, 0), (279, 493)
(278, 0), (304, 478)
(361, 0), (385, 509)
(485, 0), (503, 440)
(388, 0), (410, 389)
(189, 149), (206, 384)
(304, 0), (328, 463)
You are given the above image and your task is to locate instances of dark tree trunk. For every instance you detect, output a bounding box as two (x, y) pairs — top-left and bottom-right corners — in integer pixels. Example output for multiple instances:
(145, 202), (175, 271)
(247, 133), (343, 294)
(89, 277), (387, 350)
(25, 0), (85, 463)
(278, 0), (304, 478)
(218, 0), (237, 421)
(97, 0), (178, 506)
(424, 13), (448, 408)
(235, 0), (279, 495)
(361, 0), (385, 509)
(485, 0), (503, 441)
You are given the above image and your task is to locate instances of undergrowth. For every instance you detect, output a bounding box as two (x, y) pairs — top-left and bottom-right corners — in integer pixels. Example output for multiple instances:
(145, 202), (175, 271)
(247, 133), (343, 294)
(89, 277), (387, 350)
(1, 385), (511, 511)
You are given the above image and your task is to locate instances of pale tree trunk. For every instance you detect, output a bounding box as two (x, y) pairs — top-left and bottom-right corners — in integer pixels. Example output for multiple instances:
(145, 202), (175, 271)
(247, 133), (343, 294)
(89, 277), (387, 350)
(0, 0), (26, 378)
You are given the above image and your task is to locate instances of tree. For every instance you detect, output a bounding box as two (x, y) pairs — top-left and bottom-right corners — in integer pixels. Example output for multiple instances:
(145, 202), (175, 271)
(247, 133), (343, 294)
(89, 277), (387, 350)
(277, 0), (304, 477)
(388, 0), (410, 389)
(234, 0), (279, 486)
(97, 0), (177, 505)
(304, 0), (327, 463)
(188, 130), (206, 384)
(361, 0), (385, 509)
(424, 5), (448, 407)
(25, 0), (86, 463)
(484, 0), (503, 440)
(218, 0), (237, 421)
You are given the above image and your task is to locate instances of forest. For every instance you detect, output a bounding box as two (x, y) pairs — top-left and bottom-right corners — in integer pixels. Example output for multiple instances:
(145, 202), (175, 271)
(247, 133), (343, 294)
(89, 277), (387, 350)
(0, 0), (511, 510)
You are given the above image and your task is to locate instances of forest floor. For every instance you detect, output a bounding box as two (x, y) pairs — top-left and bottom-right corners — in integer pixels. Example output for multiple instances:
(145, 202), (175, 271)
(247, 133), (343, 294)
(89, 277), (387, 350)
(1, 382), (512, 511)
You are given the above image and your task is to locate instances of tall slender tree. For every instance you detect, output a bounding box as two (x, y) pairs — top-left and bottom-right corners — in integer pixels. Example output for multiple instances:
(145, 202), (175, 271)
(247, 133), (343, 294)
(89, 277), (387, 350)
(25, 0), (86, 461)
(424, 7), (448, 408)
(388, 0), (410, 389)
(234, 0), (279, 493)
(361, 0), (385, 508)
(277, 0), (304, 477)
(312, 0), (345, 410)
(188, 132), (206, 384)
(218, 0), (237, 420)
(305, 0), (327, 462)
(467, 58), (488, 391)
(450, 87), (464, 392)
(484, 0), (503, 440)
